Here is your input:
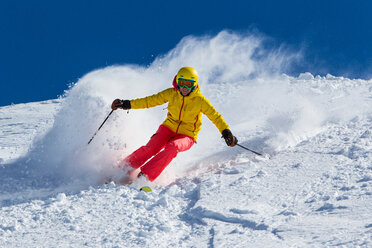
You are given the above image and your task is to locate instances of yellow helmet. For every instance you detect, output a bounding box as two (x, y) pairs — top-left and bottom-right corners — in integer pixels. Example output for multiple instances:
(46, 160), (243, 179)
(176, 67), (198, 86)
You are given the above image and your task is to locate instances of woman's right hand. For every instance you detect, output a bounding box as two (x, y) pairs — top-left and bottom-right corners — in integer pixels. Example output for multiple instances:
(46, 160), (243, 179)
(111, 99), (131, 110)
(111, 99), (124, 110)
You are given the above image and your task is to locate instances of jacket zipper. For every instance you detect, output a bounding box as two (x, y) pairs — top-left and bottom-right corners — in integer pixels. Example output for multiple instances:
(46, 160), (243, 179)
(193, 114), (198, 132)
(176, 96), (185, 133)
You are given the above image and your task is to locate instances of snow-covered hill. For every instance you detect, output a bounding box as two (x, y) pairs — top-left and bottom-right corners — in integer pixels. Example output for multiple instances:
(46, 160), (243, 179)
(1, 31), (371, 247)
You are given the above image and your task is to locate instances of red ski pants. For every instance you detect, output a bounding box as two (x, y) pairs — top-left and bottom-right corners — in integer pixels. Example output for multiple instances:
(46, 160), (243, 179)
(123, 125), (194, 181)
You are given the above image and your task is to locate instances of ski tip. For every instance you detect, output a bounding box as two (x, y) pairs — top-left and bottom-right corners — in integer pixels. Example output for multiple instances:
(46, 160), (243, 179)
(140, 186), (152, 192)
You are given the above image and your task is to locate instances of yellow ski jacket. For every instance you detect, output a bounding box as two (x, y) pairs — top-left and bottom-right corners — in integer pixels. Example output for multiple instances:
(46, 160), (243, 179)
(130, 86), (229, 141)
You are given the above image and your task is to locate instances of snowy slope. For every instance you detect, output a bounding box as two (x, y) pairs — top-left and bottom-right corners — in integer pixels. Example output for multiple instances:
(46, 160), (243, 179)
(0, 100), (61, 163)
(1, 31), (372, 247)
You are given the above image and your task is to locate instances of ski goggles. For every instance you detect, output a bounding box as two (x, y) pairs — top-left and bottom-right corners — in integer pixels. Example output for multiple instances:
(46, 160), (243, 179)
(177, 78), (196, 89)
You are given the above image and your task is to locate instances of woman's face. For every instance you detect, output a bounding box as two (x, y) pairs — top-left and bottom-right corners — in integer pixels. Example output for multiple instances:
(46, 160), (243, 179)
(180, 87), (192, 96)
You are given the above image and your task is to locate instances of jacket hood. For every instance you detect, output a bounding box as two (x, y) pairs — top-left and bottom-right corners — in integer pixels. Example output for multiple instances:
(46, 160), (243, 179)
(172, 75), (178, 90)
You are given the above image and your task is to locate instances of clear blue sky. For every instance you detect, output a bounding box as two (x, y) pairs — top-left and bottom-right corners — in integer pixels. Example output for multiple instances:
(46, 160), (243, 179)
(1, 0), (371, 106)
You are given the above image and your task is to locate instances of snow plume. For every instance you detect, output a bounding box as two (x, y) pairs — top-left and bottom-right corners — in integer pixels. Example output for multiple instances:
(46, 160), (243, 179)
(7, 31), (372, 189)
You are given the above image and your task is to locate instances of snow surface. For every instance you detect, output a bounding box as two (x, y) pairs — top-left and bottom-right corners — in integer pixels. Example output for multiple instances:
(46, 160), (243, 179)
(1, 31), (372, 247)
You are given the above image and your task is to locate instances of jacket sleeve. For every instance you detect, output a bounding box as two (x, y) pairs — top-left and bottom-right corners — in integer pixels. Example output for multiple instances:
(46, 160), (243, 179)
(201, 97), (229, 133)
(130, 88), (173, 109)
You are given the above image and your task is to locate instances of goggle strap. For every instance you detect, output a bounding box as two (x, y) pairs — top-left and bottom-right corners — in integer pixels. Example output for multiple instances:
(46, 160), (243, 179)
(178, 78), (195, 83)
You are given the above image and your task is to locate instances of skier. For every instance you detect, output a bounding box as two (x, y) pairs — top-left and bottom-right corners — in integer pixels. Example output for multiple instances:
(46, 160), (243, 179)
(111, 67), (237, 183)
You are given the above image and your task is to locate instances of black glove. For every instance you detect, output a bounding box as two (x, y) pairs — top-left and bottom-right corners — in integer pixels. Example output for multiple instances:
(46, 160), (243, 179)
(111, 99), (131, 110)
(222, 129), (238, 147)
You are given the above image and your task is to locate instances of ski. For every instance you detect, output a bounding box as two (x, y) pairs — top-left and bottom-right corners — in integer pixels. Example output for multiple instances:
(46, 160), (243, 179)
(139, 186), (152, 192)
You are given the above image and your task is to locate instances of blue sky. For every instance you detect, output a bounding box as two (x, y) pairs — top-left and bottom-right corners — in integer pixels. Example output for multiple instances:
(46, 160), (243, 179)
(1, 0), (371, 106)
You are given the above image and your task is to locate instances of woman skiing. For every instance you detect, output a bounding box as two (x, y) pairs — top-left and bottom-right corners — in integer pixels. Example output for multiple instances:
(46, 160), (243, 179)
(111, 67), (237, 183)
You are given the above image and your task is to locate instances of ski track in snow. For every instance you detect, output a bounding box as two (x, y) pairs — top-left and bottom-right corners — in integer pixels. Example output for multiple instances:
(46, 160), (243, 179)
(1, 32), (372, 247)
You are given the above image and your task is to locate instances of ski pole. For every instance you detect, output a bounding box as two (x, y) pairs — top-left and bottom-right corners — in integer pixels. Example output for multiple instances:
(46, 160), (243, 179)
(88, 110), (114, 145)
(236, 143), (263, 156)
